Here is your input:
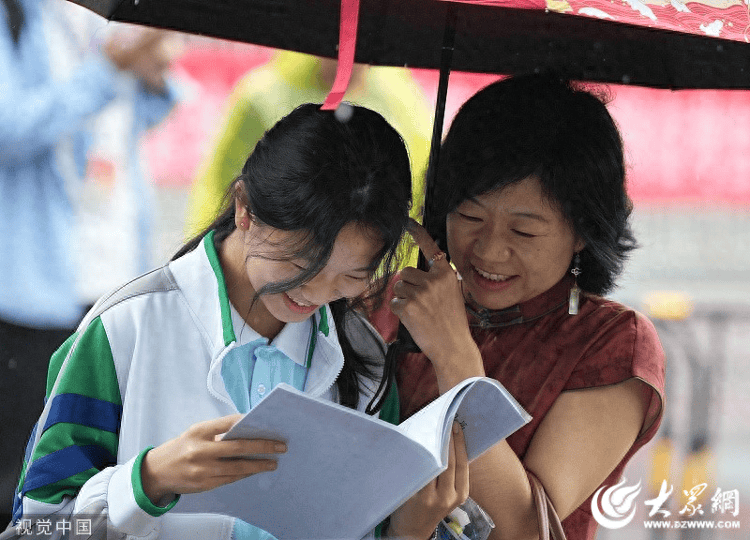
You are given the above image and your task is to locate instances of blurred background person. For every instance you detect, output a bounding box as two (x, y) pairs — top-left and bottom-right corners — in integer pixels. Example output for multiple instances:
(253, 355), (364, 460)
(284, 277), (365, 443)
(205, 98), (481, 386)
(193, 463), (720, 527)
(0, 0), (178, 525)
(185, 49), (433, 239)
(73, 22), (183, 308)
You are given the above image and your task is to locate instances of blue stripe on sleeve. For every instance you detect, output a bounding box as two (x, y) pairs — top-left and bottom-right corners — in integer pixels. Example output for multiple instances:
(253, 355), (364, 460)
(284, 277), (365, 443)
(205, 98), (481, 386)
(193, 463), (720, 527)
(22, 445), (116, 494)
(12, 422), (39, 521)
(43, 393), (122, 434)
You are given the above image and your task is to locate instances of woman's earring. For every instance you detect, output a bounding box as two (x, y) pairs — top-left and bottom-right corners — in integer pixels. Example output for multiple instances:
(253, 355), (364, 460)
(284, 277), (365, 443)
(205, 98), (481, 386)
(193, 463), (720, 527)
(238, 218), (249, 230)
(568, 253), (581, 315)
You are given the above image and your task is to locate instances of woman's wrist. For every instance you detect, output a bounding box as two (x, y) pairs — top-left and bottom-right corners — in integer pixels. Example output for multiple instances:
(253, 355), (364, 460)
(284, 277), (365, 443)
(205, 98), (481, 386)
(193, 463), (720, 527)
(433, 344), (486, 392)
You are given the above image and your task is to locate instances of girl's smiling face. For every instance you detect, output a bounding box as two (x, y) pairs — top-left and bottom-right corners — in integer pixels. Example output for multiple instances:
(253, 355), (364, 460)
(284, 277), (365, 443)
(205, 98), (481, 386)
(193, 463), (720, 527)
(446, 175), (584, 311)
(230, 219), (382, 339)
(248, 222), (380, 321)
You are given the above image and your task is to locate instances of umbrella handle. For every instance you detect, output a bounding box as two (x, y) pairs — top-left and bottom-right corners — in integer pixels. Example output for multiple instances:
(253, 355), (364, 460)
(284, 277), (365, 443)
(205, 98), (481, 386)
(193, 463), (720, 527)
(421, 5), (457, 271)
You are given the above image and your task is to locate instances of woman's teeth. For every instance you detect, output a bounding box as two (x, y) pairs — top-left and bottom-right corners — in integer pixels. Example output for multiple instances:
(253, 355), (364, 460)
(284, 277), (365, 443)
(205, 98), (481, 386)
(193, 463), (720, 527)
(290, 296), (312, 307)
(475, 267), (511, 282)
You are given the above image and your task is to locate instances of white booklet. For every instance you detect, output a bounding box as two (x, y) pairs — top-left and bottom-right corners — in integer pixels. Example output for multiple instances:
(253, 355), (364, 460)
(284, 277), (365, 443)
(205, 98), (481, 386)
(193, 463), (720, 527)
(178, 376), (530, 540)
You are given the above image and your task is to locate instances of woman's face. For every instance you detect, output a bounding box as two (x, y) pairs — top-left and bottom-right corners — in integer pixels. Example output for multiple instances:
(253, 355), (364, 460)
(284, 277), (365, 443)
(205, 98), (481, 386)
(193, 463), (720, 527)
(245, 222), (382, 325)
(446, 175), (584, 311)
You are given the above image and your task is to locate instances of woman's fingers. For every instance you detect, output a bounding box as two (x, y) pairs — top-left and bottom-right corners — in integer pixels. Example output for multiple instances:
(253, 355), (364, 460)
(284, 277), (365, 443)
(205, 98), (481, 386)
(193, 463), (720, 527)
(436, 424), (469, 501)
(453, 423), (470, 501)
(387, 424), (471, 539)
(407, 219), (451, 270)
(398, 266), (431, 285)
(391, 270), (427, 300)
(435, 423), (458, 494)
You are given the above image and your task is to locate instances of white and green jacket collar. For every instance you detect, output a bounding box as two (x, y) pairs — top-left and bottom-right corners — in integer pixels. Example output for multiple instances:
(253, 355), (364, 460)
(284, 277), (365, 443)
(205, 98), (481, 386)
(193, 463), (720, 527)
(170, 232), (345, 404)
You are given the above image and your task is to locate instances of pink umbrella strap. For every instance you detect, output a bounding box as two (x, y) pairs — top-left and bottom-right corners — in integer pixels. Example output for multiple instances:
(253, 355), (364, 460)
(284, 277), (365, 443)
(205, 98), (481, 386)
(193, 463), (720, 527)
(321, 0), (360, 110)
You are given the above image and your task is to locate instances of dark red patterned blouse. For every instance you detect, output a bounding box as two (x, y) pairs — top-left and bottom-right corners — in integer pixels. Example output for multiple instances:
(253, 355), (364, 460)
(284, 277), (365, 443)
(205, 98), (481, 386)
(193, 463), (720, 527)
(370, 275), (665, 540)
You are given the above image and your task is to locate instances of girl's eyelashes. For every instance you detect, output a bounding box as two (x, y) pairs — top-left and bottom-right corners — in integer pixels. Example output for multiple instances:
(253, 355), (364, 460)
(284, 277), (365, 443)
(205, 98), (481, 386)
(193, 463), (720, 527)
(292, 262), (369, 283)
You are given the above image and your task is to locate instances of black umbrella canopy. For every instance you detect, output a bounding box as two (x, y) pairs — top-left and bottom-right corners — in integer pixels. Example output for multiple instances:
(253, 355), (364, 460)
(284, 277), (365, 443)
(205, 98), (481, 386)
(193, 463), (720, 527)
(71, 0), (750, 89)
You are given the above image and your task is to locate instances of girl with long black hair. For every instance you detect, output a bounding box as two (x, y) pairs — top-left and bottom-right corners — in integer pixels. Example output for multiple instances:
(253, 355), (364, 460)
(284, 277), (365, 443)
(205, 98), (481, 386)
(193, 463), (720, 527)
(11, 103), (468, 540)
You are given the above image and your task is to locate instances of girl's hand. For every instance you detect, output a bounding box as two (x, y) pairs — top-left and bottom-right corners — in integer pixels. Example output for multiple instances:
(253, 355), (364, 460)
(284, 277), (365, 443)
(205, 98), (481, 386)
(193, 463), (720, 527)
(141, 414), (286, 503)
(391, 220), (485, 390)
(388, 423), (470, 539)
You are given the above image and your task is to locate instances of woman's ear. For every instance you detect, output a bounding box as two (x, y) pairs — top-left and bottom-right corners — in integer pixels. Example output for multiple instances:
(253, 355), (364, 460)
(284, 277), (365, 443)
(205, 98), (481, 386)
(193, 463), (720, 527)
(574, 236), (586, 253)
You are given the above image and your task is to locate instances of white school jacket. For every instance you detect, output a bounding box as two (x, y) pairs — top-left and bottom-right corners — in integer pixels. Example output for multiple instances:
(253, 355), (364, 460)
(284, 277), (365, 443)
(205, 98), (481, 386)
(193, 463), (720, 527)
(15, 232), (392, 540)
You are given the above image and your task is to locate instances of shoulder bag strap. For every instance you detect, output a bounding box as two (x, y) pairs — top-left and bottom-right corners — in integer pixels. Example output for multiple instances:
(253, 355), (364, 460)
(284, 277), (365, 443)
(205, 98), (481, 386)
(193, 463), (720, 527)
(527, 469), (567, 540)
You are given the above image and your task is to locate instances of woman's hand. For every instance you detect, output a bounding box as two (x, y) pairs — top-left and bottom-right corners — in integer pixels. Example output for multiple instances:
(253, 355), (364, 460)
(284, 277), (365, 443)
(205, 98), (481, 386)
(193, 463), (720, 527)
(388, 423), (470, 539)
(140, 414), (287, 503)
(391, 220), (485, 390)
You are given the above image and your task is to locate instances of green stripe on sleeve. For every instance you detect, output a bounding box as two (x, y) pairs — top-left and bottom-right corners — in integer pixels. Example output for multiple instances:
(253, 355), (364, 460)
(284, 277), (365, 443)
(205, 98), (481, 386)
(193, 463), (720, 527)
(132, 447), (180, 516)
(45, 317), (122, 405)
(46, 332), (79, 399)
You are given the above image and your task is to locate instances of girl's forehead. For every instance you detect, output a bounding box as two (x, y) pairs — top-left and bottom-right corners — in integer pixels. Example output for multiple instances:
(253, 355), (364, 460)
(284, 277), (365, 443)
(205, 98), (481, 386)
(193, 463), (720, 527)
(255, 222), (382, 266)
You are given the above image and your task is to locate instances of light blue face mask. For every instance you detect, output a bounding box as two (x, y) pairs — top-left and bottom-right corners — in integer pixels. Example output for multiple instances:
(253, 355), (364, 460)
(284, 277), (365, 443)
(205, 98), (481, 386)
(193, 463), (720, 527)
(220, 317), (319, 413)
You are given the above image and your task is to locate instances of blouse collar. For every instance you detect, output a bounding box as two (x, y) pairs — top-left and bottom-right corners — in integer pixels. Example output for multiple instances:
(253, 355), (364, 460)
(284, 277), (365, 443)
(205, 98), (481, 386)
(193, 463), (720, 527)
(466, 275), (574, 329)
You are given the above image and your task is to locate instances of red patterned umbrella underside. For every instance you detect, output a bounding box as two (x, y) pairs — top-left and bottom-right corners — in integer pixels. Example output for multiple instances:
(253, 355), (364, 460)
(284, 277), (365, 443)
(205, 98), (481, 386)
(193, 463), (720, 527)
(445, 0), (749, 43)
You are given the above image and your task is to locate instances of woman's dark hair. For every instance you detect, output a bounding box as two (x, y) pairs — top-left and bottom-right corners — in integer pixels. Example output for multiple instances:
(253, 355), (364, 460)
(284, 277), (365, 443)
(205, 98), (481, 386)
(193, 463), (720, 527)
(174, 103), (411, 411)
(2, 0), (25, 45)
(426, 73), (636, 296)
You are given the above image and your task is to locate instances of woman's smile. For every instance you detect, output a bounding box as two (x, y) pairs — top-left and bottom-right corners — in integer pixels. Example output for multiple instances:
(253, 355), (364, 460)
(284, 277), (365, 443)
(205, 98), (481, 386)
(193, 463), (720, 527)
(470, 265), (518, 292)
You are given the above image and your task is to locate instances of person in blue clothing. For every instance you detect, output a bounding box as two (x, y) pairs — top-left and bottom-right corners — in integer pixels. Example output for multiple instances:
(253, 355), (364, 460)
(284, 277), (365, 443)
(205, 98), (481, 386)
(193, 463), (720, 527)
(0, 0), (178, 524)
(10, 103), (469, 540)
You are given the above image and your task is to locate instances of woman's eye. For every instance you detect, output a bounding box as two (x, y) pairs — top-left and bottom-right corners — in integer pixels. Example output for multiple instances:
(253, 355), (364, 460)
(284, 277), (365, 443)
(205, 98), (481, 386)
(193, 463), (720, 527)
(346, 274), (370, 282)
(512, 230), (536, 238)
(292, 262), (308, 271)
(457, 212), (482, 222)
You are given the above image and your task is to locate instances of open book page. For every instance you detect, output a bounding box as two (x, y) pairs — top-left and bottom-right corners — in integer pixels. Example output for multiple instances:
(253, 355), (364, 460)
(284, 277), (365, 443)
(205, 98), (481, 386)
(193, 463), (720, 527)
(450, 377), (531, 460)
(179, 384), (441, 540)
(398, 377), (532, 465)
(179, 379), (530, 540)
(396, 378), (478, 462)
